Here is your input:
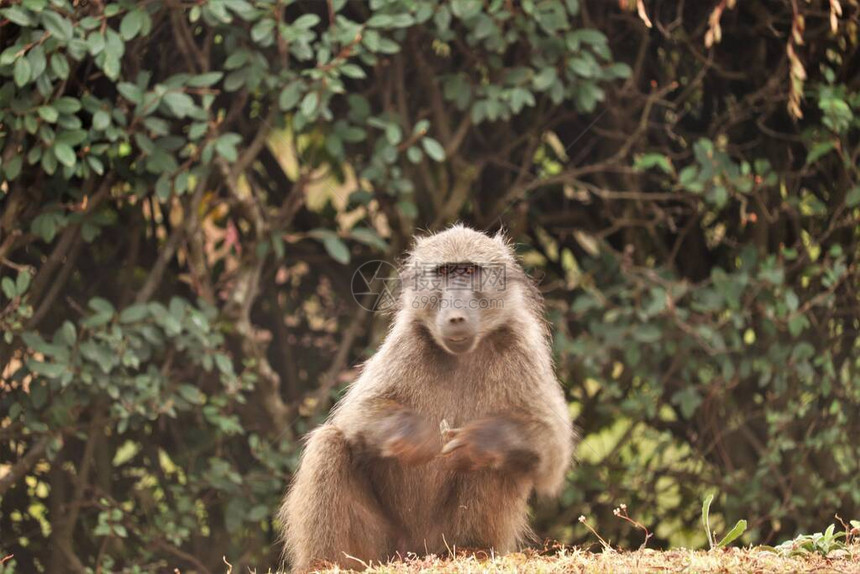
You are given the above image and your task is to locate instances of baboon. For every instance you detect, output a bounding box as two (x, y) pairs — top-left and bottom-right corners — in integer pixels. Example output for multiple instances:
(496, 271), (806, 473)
(279, 225), (575, 570)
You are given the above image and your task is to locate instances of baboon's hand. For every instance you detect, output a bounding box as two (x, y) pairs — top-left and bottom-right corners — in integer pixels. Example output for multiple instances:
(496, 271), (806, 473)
(441, 417), (539, 473)
(374, 408), (440, 465)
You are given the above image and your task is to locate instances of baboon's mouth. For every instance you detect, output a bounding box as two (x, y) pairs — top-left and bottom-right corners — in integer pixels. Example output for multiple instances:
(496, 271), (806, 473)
(442, 335), (476, 354)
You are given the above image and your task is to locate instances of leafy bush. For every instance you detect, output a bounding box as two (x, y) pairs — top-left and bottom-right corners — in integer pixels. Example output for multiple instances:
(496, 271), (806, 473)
(0, 0), (858, 571)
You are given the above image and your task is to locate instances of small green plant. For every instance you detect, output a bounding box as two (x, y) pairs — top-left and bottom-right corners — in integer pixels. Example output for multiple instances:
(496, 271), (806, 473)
(766, 523), (851, 557)
(701, 494), (748, 550)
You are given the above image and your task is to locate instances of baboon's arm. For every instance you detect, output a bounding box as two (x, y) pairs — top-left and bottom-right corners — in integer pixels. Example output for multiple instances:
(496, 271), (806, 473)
(524, 404), (576, 497)
(335, 397), (442, 465)
(441, 402), (574, 497)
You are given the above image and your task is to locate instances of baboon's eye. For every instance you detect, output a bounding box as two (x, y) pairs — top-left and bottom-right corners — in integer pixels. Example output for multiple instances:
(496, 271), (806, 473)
(436, 263), (478, 276)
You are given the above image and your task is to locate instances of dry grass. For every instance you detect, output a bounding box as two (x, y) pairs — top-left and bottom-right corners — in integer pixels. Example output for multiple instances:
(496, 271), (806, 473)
(307, 545), (860, 573)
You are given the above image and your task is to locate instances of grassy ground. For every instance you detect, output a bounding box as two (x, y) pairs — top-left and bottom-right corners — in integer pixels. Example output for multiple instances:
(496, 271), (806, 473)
(302, 545), (860, 573)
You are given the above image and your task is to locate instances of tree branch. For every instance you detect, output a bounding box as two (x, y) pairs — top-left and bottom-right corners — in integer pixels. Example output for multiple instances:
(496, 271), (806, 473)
(0, 434), (51, 497)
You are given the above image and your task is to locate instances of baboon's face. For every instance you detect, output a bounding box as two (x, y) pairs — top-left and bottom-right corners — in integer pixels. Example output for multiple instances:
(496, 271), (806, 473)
(409, 259), (511, 356)
(402, 227), (518, 356)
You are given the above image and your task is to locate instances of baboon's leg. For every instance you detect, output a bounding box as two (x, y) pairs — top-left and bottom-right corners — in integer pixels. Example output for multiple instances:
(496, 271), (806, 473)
(280, 425), (393, 571)
(442, 474), (531, 554)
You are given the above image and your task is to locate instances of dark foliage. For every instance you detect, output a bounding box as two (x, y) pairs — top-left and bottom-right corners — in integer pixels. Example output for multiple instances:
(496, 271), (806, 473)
(0, 0), (858, 571)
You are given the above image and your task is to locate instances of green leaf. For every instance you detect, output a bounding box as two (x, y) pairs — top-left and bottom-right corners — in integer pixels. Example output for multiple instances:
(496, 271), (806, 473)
(28, 45), (47, 80)
(322, 236), (350, 264)
(367, 14), (393, 27)
(50, 53), (70, 79)
(845, 186), (860, 208)
(413, 119), (430, 135)
(308, 231), (351, 264)
(214, 353), (233, 374)
(53, 142), (76, 167)
(532, 66), (557, 91)
(60, 321), (77, 345)
(568, 28), (607, 46)
(178, 384), (205, 405)
(162, 91), (195, 118)
(606, 62), (632, 79)
(14, 57), (31, 87)
(38, 105), (59, 123)
(3, 6), (35, 27)
(102, 54), (120, 80)
(247, 504), (269, 522)
(224, 51), (248, 70)
(806, 141), (835, 165)
(29, 360), (66, 378)
(375, 38), (400, 54)
(717, 520), (747, 548)
(120, 304), (149, 323)
(569, 57), (596, 77)
(87, 155), (105, 175)
(42, 11), (74, 42)
(633, 324), (661, 343)
(215, 134), (241, 162)
(53, 97), (82, 114)
(112, 440), (141, 466)
(87, 31), (106, 56)
(385, 123), (402, 145)
(292, 14), (320, 29)
(635, 153), (673, 174)
(673, 386), (702, 418)
(788, 314), (808, 337)
(350, 227), (388, 251)
(16, 270), (31, 295)
(510, 87), (535, 113)
(4, 156), (23, 180)
(1, 277), (15, 299)
(421, 137), (445, 162)
(89, 297), (116, 315)
(396, 200), (418, 218)
(0, 47), (19, 67)
(117, 82), (143, 104)
(92, 110), (111, 130)
(406, 146), (423, 163)
(300, 91), (319, 117)
(340, 63), (366, 79)
(251, 18), (275, 43)
(120, 9), (145, 40)
(155, 174), (171, 201)
(451, 0), (482, 19)
(279, 82), (303, 111)
(187, 72), (223, 87)
(31, 213), (60, 242)
(435, 6), (452, 30)
(679, 165), (699, 187)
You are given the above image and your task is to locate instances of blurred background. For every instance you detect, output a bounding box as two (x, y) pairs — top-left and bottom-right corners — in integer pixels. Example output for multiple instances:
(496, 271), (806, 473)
(1, 0), (858, 572)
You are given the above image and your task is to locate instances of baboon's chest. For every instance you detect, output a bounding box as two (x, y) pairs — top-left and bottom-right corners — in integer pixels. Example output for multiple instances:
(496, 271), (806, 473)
(373, 368), (528, 532)
(411, 361), (524, 425)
